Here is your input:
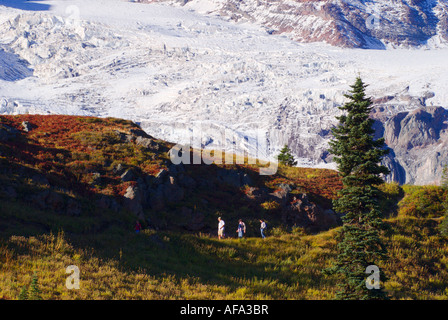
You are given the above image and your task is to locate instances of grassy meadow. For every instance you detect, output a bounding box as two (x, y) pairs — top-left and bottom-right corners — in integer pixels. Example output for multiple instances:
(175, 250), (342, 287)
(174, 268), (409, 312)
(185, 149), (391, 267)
(1, 115), (447, 300)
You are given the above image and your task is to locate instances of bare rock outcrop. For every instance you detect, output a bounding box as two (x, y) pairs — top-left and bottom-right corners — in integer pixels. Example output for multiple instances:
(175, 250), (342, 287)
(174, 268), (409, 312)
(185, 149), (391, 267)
(145, 0), (448, 49)
(0, 124), (18, 141)
(381, 106), (448, 185)
(282, 193), (341, 233)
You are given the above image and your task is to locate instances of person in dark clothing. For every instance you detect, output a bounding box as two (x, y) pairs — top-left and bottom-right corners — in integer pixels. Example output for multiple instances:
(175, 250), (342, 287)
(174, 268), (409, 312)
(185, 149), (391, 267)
(135, 220), (142, 234)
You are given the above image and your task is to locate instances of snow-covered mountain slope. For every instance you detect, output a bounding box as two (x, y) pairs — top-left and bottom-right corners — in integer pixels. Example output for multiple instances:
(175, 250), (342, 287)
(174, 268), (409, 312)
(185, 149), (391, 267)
(144, 0), (448, 49)
(0, 0), (447, 185)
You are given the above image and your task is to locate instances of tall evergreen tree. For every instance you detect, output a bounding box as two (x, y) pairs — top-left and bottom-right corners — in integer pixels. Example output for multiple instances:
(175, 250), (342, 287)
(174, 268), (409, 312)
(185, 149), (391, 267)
(442, 165), (448, 190)
(326, 77), (390, 300)
(277, 144), (297, 167)
(440, 165), (448, 237)
(28, 273), (42, 300)
(18, 285), (28, 300)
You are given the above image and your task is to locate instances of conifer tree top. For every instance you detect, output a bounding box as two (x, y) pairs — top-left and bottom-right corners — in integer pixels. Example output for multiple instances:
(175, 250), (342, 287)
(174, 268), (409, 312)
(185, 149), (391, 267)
(277, 144), (297, 167)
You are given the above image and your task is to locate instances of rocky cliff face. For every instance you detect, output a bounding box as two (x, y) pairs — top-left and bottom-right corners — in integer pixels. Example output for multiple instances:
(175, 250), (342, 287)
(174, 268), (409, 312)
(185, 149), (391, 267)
(144, 0), (448, 48)
(376, 106), (448, 185)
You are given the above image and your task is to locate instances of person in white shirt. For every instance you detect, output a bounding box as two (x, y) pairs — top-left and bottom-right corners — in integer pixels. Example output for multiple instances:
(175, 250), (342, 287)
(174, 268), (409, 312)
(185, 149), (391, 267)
(260, 219), (267, 239)
(218, 217), (225, 239)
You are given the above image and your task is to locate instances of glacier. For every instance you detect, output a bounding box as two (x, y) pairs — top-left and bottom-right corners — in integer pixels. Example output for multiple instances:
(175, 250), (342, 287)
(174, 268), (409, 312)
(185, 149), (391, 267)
(0, 0), (447, 184)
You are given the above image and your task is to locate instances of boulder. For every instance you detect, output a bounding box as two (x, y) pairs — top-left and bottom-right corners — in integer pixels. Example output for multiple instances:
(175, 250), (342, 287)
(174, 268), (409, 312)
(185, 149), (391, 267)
(241, 173), (253, 186)
(153, 169), (168, 185)
(282, 193), (340, 232)
(31, 174), (50, 187)
(277, 183), (292, 193)
(135, 136), (159, 150)
(245, 186), (269, 202)
(0, 124), (18, 141)
(270, 184), (292, 207)
(114, 130), (133, 143)
(113, 163), (125, 175)
(21, 121), (33, 132)
(123, 185), (144, 219)
(96, 195), (120, 212)
(217, 168), (253, 188)
(91, 172), (101, 185)
(149, 184), (165, 211)
(130, 128), (148, 138)
(163, 176), (184, 202)
(121, 169), (137, 182)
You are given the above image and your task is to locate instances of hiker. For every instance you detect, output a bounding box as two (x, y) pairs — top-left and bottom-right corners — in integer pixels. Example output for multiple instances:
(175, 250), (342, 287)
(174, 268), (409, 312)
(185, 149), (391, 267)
(135, 220), (142, 234)
(260, 219), (267, 239)
(236, 219), (246, 239)
(218, 217), (225, 239)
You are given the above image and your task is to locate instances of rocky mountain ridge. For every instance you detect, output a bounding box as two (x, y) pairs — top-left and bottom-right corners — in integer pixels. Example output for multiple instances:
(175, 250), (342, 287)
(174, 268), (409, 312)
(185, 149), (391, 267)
(374, 105), (448, 185)
(143, 0), (448, 49)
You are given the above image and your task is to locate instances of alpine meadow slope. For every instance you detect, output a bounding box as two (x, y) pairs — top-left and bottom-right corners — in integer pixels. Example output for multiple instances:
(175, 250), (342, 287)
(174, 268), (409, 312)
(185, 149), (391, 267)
(1, 114), (448, 300)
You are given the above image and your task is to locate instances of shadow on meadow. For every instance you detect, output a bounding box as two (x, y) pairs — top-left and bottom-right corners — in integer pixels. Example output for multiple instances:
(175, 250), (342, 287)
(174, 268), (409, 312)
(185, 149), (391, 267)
(0, 189), (335, 299)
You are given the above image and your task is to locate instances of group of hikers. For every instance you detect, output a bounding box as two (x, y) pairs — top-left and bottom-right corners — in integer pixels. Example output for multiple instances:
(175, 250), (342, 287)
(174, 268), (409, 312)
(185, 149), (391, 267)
(134, 217), (268, 239)
(218, 217), (267, 240)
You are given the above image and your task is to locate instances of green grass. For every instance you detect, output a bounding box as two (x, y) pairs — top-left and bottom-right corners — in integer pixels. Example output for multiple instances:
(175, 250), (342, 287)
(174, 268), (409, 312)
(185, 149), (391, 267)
(398, 185), (447, 218)
(1, 115), (448, 300)
(2, 195), (448, 300)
